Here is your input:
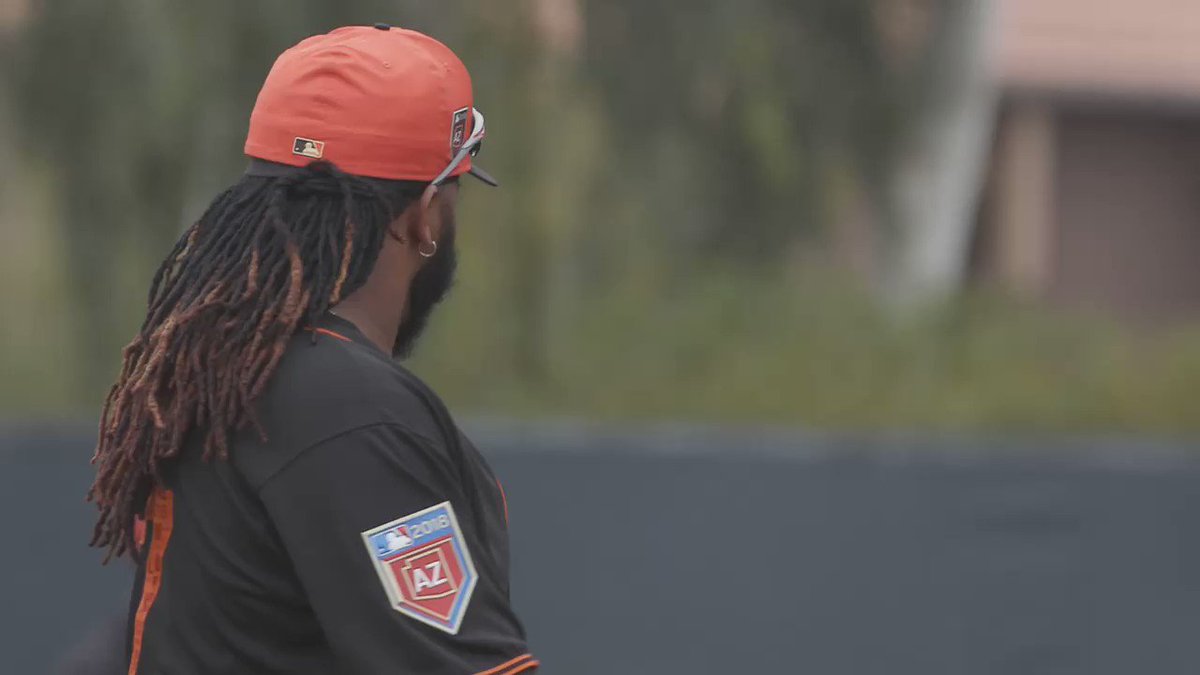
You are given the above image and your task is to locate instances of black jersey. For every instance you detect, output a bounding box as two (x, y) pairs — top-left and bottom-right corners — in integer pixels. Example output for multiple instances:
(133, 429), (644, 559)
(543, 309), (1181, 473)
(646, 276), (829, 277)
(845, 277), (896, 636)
(126, 313), (537, 675)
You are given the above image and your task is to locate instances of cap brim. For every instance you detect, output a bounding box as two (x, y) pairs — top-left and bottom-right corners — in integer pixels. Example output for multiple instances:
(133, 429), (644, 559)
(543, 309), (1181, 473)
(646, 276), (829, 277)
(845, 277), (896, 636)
(245, 158), (309, 177)
(468, 164), (499, 187)
(246, 157), (499, 187)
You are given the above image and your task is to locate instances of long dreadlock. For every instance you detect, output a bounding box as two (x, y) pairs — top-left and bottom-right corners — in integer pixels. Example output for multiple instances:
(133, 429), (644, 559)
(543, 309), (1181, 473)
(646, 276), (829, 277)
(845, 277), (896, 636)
(89, 161), (424, 560)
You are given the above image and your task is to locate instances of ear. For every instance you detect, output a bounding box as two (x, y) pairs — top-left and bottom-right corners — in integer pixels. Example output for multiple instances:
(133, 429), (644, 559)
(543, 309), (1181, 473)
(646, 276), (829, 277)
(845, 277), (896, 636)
(409, 182), (456, 253)
(414, 184), (441, 249)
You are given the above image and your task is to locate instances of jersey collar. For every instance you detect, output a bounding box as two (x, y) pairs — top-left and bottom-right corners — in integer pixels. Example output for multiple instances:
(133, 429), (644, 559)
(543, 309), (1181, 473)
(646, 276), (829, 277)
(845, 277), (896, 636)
(313, 311), (378, 351)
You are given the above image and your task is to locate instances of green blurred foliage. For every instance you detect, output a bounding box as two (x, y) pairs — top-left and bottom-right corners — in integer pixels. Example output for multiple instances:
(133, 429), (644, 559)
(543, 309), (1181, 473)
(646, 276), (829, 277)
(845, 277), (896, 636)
(1, 0), (1197, 435)
(419, 264), (1200, 436)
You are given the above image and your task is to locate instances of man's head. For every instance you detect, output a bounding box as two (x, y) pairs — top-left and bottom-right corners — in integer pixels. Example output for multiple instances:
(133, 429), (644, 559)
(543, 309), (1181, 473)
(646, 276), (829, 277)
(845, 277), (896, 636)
(243, 23), (495, 357)
(89, 25), (492, 559)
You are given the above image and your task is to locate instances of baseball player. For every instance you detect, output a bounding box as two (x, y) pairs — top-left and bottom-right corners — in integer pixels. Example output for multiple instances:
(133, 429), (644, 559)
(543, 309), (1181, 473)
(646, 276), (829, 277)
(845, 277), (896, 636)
(88, 24), (538, 675)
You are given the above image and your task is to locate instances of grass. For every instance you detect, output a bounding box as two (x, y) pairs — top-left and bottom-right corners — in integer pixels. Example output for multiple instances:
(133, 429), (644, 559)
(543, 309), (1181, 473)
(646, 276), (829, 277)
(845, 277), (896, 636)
(414, 267), (1200, 437)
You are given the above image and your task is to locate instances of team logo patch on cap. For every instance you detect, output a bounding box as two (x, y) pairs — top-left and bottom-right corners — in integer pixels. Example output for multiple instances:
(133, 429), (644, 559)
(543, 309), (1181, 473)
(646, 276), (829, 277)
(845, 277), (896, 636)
(361, 502), (478, 634)
(293, 137), (325, 159)
(450, 108), (469, 153)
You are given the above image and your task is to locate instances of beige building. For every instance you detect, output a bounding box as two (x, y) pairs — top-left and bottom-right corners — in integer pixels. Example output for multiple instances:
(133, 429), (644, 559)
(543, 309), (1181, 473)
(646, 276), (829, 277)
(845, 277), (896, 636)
(972, 0), (1200, 322)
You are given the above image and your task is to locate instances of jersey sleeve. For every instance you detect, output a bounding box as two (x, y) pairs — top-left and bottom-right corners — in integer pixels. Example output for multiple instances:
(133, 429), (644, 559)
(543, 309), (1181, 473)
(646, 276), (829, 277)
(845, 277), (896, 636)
(257, 423), (537, 675)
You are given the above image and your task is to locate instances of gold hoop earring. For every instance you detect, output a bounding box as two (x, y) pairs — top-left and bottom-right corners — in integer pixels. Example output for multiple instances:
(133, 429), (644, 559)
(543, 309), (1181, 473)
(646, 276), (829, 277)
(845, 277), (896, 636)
(418, 241), (438, 258)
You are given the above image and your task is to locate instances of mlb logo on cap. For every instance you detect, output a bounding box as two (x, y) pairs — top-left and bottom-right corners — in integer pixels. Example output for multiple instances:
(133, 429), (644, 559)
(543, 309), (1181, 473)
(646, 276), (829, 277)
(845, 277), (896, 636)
(292, 137), (325, 159)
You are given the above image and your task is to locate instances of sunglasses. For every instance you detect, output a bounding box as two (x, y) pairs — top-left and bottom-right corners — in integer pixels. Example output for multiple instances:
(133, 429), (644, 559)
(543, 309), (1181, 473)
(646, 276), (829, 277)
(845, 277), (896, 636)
(429, 108), (495, 187)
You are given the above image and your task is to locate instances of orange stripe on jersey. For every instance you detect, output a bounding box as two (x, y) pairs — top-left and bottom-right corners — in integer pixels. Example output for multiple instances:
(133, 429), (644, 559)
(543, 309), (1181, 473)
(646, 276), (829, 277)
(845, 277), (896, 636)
(505, 659), (540, 674)
(477, 653), (539, 675)
(127, 487), (175, 675)
(304, 327), (352, 342)
(496, 478), (509, 524)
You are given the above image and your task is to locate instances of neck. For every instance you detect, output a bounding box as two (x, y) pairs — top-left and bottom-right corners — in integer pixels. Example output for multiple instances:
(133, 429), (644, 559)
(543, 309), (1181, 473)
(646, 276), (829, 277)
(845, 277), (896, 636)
(330, 295), (403, 355)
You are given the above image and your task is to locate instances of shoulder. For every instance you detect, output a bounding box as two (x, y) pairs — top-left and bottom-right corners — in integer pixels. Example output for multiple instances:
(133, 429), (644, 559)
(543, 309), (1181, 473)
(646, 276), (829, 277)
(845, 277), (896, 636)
(233, 329), (454, 488)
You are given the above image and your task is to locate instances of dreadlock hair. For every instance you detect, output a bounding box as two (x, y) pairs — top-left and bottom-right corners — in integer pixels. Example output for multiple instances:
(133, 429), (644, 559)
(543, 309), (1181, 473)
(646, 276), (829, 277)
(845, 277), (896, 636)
(89, 161), (424, 561)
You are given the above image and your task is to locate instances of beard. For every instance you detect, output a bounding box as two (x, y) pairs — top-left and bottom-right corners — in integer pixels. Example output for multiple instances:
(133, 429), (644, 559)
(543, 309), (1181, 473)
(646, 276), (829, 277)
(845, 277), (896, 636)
(392, 219), (457, 358)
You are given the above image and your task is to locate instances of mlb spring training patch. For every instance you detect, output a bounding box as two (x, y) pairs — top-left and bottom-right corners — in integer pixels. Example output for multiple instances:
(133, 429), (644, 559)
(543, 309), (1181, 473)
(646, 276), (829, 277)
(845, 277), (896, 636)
(361, 501), (478, 634)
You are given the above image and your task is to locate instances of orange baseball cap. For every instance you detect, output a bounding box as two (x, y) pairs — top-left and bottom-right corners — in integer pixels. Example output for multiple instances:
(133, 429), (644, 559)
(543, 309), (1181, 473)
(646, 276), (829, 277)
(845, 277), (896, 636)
(244, 24), (496, 186)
